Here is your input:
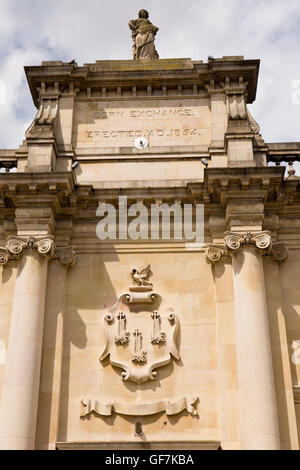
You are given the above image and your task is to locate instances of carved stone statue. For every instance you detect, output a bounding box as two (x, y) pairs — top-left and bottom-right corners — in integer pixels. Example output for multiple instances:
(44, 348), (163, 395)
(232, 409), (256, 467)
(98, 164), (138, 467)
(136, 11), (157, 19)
(130, 264), (153, 287)
(129, 9), (159, 60)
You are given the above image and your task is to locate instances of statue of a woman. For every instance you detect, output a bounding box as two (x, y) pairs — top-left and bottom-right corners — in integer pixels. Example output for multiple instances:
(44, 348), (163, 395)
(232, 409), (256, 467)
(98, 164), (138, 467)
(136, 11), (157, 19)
(129, 10), (159, 60)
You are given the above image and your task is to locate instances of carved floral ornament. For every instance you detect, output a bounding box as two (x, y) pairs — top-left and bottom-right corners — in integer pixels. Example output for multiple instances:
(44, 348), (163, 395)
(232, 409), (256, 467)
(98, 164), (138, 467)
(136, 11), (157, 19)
(0, 236), (76, 267)
(206, 231), (288, 264)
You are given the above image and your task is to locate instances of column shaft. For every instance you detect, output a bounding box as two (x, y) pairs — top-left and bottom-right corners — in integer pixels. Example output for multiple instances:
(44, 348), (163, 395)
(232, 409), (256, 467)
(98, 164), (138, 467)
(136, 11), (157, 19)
(0, 252), (48, 450)
(232, 246), (280, 449)
(35, 261), (67, 449)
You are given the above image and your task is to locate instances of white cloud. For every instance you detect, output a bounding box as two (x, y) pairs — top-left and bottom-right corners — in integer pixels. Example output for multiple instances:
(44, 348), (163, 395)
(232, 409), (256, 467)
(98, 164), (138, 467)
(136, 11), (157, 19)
(0, 0), (299, 148)
(0, 47), (47, 147)
(0, 1), (16, 46)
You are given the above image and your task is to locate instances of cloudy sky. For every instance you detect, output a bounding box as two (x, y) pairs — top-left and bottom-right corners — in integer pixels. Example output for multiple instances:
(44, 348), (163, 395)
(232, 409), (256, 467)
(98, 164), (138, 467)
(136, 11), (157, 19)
(0, 0), (299, 149)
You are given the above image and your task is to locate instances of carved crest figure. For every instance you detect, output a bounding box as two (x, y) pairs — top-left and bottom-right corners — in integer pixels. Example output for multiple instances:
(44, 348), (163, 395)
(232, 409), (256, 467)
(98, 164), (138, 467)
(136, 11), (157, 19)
(100, 311), (180, 384)
(131, 264), (153, 287)
(100, 267), (180, 384)
(129, 9), (159, 60)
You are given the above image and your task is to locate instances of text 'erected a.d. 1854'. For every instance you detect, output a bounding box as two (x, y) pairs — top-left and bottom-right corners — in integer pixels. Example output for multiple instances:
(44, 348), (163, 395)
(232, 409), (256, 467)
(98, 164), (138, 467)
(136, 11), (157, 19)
(74, 100), (211, 148)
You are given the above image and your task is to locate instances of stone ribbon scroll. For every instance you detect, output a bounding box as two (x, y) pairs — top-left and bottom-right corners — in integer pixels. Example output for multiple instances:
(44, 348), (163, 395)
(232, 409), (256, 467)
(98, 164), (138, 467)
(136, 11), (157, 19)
(81, 397), (199, 418)
(125, 287), (156, 304)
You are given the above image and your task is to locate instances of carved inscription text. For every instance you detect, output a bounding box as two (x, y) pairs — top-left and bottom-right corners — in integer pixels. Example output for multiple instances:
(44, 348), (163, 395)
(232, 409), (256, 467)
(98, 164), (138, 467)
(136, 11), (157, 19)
(85, 128), (202, 141)
(75, 100), (211, 148)
(94, 108), (196, 120)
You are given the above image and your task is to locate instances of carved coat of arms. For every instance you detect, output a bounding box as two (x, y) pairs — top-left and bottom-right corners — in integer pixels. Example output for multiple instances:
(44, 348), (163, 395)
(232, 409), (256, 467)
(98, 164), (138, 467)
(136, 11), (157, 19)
(100, 265), (180, 385)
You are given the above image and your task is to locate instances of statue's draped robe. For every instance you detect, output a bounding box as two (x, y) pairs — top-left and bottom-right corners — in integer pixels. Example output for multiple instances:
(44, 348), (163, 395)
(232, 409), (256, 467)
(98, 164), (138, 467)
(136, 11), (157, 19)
(129, 18), (159, 60)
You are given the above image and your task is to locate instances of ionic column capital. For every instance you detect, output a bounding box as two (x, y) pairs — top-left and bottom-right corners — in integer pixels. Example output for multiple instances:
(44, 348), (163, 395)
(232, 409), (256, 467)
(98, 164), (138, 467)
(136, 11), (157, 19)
(224, 231), (272, 254)
(53, 246), (77, 267)
(206, 246), (226, 264)
(6, 236), (55, 259)
(0, 236), (77, 268)
(0, 250), (9, 267)
(206, 231), (288, 264)
(271, 242), (289, 262)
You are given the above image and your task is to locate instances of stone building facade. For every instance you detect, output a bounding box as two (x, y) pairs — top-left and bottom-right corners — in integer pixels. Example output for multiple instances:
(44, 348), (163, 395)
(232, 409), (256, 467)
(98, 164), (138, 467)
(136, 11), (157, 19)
(0, 56), (299, 450)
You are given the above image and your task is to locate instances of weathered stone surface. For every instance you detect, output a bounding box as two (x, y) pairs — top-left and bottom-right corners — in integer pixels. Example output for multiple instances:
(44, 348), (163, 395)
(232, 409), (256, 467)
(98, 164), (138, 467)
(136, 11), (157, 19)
(0, 52), (299, 451)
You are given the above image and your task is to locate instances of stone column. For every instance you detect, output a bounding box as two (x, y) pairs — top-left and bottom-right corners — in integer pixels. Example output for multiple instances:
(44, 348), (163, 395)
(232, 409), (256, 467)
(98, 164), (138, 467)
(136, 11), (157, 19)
(0, 236), (54, 450)
(207, 234), (288, 450)
(224, 232), (281, 450)
(35, 247), (76, 450)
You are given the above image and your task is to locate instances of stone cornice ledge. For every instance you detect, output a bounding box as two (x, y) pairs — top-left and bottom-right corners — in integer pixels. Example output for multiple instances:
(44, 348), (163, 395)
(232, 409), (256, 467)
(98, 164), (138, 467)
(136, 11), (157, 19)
(206, 231), (288, 264)
(56, 441), (221, 451)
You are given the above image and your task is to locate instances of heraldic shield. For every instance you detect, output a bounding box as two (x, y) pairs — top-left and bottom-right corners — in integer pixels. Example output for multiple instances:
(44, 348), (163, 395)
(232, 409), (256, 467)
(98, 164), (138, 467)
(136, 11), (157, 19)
(100, 266), (181, 385)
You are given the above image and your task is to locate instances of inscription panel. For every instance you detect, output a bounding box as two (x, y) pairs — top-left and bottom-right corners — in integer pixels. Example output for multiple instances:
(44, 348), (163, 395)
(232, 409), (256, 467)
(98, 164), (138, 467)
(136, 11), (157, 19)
(74, 99), (212, 149)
